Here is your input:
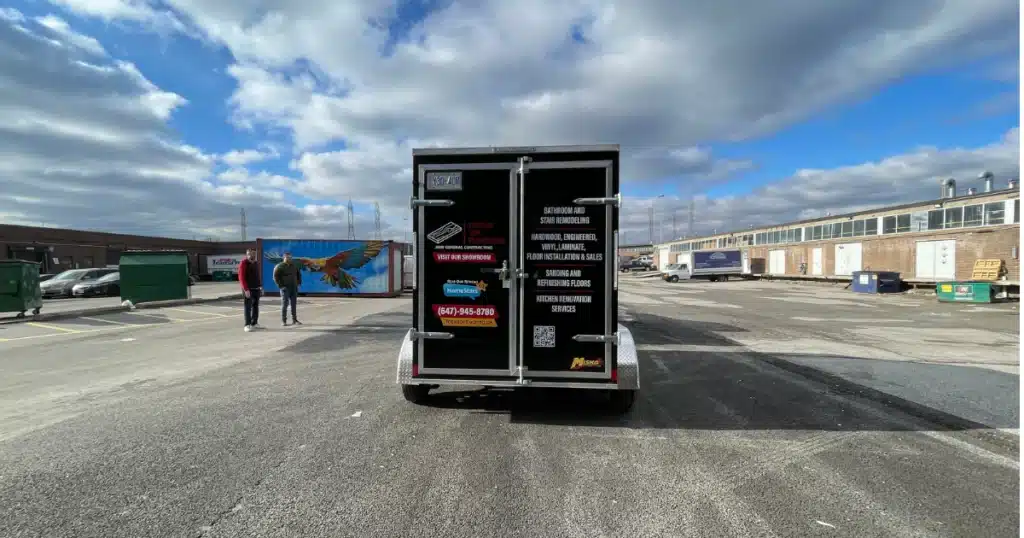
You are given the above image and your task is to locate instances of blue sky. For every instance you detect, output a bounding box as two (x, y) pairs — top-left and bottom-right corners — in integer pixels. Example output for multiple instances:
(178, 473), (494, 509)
(1, 1), (1018, 240)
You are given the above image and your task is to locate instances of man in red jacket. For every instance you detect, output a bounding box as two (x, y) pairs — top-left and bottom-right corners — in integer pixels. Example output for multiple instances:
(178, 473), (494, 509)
(238, 248), (263, 332)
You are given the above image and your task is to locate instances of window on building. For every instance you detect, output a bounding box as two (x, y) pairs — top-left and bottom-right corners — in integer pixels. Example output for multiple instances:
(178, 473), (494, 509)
(839, 221), (852, 237)
(865, 218), (877, 235)
(944, 207), (962, 228)
(853, 219), (865, 236)
(796, 228), (803, 242)
(927, 209), (944, 230)
(813, 225), (823, 240)
(882, 215), (896, 234)
(963, 204), (983, 226)
(896, 214), (911, 233)
(830, 223), (841, 238)
(1015, 199), (1019, 223)
(985, 202), (1005, 225)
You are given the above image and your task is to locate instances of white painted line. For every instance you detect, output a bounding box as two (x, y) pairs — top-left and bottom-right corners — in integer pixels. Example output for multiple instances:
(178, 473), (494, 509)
(636, 344), (737, 352)
(124, 311), (188, 322)
(652, 358), (671, 375)
(164, 307), (230, 318)
(80, 316), (129, 325)
(27, 322), (80, 333)
(121, 337), (136, 342)
(791, 317), (910, 323)
(350, 411), (362, 418)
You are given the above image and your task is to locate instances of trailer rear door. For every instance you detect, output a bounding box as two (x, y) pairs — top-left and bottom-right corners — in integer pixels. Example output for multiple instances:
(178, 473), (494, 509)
(519, 159), (615, 380)
(416, 163), (519, 376)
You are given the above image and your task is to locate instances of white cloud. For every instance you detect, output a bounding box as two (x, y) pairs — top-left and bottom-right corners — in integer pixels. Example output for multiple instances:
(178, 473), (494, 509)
(35, 14), (107, 56)
(7, 1), (1019, 245)
(627, 128), (1020, 244)
(0, 9), (401, 241)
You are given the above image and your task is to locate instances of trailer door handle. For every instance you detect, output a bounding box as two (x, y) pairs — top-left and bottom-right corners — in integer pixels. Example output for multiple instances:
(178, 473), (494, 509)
(480, 260), (509, 280)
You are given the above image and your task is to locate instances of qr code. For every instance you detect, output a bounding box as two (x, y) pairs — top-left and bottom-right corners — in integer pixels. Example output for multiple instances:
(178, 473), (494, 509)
(533, 325), (556, 348)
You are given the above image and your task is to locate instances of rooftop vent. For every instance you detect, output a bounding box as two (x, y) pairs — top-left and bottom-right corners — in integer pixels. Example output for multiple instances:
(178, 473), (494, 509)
(980, 171), (994, 193)
(940, 178), (956, 199)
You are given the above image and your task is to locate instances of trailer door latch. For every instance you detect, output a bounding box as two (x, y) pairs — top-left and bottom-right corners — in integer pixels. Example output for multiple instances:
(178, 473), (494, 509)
(410, 331), (454, 340)
(572, 332), (619, 344)
(573, 193), (620, 207)
(411, 197), (455, 209)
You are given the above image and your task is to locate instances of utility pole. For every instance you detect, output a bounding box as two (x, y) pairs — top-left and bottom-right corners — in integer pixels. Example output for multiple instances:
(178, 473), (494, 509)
(671, 209), (677, 240)
(346, 200), (355, 239)
(648, 206), (654, 244)
(240, 208), (247, 241)
(373, 202), (382, 240)
(688, 198), (695, 237)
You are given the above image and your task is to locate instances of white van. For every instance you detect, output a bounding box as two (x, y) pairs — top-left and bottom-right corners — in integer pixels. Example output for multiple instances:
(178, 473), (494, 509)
(660, 263), (691, 283)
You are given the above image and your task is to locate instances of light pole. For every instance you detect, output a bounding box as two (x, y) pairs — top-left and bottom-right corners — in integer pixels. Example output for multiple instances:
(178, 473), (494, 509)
(652, 194), (665, 244)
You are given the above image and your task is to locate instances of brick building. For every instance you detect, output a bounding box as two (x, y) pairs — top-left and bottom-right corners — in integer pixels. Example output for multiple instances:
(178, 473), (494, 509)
(0, 224), (254, 276)
(655, 179), (1021, 283)
(618, 243), (655, 259)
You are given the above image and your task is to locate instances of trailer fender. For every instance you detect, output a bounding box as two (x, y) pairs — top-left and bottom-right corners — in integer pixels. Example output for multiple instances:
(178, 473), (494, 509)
(616, 323), (640, 390)
(396, 328), (416, 384)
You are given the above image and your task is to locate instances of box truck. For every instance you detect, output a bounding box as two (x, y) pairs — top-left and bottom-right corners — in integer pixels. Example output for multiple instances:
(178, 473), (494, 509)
(396, 144), (640, 413)
(662, 249), (743, 282)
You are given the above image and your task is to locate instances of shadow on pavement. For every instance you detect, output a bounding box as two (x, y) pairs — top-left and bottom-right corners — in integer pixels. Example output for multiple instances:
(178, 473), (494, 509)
(277, 311), (411, 353)
(418, 312), (1019, 447)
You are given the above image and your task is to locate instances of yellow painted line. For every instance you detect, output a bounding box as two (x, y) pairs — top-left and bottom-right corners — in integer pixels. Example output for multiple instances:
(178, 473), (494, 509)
(80, 316), (129, 325)
(0, 302), (337, 343)
(124, 311), (188, 322)
(164, 307), (231, 318)
(27, 322), (80, 333)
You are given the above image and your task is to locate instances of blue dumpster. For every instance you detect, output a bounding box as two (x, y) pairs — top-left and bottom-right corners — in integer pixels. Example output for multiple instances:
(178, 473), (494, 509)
(851, 271), (901, 294)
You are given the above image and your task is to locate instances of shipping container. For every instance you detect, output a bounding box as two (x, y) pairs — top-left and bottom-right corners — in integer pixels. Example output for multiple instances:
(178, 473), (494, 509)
(256, 239), (403, 297)
(396, 144), (639, 413)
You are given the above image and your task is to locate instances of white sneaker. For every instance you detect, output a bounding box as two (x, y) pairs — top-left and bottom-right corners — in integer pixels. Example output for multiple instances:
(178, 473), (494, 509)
(244, 325), (252, 332)
(251, 323), (260, 329)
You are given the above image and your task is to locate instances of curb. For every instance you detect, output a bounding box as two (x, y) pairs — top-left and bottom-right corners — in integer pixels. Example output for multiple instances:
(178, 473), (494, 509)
(0, 294), (245, 325)
(755, 353), (1020, 451)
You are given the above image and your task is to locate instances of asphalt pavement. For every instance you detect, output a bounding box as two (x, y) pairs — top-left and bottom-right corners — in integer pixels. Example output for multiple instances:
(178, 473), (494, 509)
(0, 282), (243, 322)
(0, 280), (1019, 537)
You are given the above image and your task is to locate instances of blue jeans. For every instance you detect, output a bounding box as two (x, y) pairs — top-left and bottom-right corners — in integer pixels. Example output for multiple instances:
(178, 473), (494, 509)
(280, 286), (298, 321)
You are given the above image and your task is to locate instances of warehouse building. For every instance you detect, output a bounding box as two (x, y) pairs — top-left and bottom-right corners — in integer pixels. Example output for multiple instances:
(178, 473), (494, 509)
(654, 176), (1020, 284)
(0, 224), (253, 277)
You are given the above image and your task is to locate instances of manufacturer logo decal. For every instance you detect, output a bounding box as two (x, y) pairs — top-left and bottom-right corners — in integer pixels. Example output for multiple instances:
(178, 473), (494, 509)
(569, 357), (603, 370)
(428, 222), (463, 244)
(425, 171), (463, 191)
(443, 280), (487, 299)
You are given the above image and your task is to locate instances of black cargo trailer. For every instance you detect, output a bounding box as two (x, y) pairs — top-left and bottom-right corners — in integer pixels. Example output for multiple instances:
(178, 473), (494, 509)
(396, 145), (640, 412)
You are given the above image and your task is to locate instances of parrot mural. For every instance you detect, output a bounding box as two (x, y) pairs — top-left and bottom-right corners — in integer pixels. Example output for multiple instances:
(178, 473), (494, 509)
(264, 241), (386, 290)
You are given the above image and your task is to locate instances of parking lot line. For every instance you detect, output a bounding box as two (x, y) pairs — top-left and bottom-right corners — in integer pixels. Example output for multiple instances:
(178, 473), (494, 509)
(164, 307), (230, 318)
(27, 322), (81, 333)
(124, 311), (188, 322)
(80, 316), (130, 325)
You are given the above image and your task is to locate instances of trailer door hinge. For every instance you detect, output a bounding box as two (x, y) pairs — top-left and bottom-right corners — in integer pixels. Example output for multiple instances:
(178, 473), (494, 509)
(572, 332), (619, 344)
(410, 330), (453, 340)
(573, 192), (620, 207)
(411, 197), (454, 209)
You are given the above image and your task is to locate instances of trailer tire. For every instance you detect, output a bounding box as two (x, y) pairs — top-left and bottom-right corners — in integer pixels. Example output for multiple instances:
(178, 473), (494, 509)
(608, 390), (637, 414)
(401, 384), (430, 404)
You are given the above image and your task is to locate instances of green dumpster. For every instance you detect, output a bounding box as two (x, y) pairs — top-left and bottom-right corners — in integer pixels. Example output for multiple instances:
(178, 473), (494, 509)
(936, 281), (994, 303)
(0, 260), (43, 318)
(119, 250), (190, 304)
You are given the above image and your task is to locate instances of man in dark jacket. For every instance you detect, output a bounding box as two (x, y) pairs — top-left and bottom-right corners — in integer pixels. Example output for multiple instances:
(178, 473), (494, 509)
(274, 252), (303, 326)
(238, 248), (262, 332)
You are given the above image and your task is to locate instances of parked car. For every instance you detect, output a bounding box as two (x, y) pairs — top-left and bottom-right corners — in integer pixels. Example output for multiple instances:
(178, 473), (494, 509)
(619, 259), (654, 272)
(72, 271), (120, 298)
(40, 268), (118, 299)
(39, 273), (56, 282)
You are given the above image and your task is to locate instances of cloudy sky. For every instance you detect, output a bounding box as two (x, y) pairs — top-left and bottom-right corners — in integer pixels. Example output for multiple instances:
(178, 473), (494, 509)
(0, 1), (1019, 244)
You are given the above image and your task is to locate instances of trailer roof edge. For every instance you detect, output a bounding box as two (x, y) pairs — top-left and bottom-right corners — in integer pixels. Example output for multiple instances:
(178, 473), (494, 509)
(412, 144), (620, 156)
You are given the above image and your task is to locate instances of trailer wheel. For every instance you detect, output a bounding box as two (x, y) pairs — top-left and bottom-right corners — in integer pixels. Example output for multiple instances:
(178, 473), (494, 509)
(401, 384), (430, 404)
(608, 390), (636, 414)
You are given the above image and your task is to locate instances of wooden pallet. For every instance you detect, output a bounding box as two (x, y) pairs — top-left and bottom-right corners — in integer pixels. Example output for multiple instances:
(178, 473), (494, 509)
(971, 259), (1004, 281)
